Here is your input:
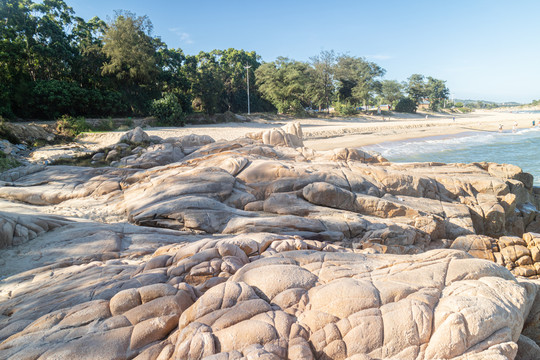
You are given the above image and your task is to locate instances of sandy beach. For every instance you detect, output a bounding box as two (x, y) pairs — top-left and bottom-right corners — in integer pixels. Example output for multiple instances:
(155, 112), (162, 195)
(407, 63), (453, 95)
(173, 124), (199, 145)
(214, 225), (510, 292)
(303, 109), (540, 150)
(31, 109), (540, 161)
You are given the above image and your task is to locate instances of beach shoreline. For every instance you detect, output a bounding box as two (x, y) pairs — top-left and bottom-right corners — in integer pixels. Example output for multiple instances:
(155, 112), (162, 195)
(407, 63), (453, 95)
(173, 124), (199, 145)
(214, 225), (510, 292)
(32, 109), (540, 162)
(302, 109), (540, 150)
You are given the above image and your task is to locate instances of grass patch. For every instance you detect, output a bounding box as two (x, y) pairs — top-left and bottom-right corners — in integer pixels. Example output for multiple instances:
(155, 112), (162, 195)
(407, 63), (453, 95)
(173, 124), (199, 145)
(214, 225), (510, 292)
(55, 116), (137, 138)
(51, 152), (102, 167)
(56, 115), (91, 137)
(0, 152), (21, 172)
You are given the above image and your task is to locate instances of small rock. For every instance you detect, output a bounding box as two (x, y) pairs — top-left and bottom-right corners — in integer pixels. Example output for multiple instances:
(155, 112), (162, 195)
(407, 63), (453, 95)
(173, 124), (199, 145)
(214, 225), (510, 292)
(106, 150), (119, 161)
(115, 143), (130, 150)
(92, 153), (106, 161)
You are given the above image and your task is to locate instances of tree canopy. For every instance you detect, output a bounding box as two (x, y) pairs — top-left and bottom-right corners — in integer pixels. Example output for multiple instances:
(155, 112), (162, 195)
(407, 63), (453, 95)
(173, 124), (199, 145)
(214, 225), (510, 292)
(406, 74), (450, 111)
(0, 0), (450, 120)
(256, 57), (310, 114)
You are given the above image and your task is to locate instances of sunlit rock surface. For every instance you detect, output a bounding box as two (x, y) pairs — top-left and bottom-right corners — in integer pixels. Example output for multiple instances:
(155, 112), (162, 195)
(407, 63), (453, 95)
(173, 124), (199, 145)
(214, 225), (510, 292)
(2, 125), (540, 359)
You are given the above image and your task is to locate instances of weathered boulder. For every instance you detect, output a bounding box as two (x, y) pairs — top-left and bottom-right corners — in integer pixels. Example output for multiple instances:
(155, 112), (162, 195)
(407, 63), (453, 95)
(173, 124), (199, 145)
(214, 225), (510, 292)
(2, 132), (540, 359)
(118, 143), (185, 169)
(0, 211), (71, 249)
(248, 122), (304, 147)
(119, 127), (150, 144)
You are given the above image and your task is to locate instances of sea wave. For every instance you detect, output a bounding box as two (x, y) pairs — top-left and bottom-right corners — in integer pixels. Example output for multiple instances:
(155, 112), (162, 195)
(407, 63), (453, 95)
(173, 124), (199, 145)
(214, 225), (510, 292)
(366, 128), (540, 159)
(364, 128), (540, 184)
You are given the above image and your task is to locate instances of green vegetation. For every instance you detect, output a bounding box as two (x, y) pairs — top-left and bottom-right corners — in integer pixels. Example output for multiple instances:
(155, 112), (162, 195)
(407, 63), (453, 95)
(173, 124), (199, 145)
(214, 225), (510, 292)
(256, 57), (310, 115)
(151, 93), (185, 126)
(379, 80), (404, 107)
(405, 74), (450, 111)
(0, 152), (20, 171)
(93, 118), (116, 132)
(334, 55), (385, 109)
(55, 115), (90, 137)
(334, 102), (357, 116)
(51, 152), (97, 167)
(453, 99), (502, 109)
(0, 0), (451, 121)
(394, 98), (417, 113)
(54, 115), (135, 137)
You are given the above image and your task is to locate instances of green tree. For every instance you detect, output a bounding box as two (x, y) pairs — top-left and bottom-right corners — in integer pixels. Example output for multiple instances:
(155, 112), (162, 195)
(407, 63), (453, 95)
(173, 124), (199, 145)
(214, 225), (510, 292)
(28, 0), (75, 81)
(101, 11), (160, 113)
(307, 50), (336, 111)
(70, 15), (107, 89)
(334, 55), (385, 107)
(394, 97), (417, 113)
(0, 0), (77, 117)
(0, 0), (32, 117)
(155, 45), (193, 113)
(214, 48), (262, 113)
(406, 74), (427, 106)
(256, 57), (309, 114)
(188, 51), (224, 114)
(380, 80), (403, 106)
(426, 76), (450, 111)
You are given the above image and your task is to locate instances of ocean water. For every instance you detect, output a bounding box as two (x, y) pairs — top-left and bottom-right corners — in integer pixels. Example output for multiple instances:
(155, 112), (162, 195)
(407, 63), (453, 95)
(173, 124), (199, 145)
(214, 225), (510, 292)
(364, 127), (540, 185)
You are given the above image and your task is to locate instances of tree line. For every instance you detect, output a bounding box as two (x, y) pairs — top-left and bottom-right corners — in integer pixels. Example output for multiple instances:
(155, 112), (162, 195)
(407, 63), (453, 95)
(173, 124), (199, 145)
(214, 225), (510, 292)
(0, 0), (450, 121)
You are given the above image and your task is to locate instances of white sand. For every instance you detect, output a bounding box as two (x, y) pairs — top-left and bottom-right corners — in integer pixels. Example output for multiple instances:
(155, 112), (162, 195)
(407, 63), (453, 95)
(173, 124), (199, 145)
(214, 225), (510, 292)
(30, 109), (540, 161)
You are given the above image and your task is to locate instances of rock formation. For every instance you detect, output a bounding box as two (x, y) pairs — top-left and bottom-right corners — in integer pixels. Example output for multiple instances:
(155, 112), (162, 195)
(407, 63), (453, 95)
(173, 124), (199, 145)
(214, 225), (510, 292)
(2, 124), (540, 359)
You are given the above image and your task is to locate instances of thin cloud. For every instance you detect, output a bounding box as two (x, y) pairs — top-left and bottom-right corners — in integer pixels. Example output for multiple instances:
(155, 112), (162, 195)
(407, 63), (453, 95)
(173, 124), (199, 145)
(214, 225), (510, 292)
(169, 28), (194, 44)
(366, 54), (392, 60)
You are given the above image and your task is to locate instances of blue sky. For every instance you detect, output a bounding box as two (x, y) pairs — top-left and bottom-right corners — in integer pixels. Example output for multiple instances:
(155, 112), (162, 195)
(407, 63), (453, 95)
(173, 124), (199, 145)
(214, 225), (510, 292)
(67, 0), (540, 103)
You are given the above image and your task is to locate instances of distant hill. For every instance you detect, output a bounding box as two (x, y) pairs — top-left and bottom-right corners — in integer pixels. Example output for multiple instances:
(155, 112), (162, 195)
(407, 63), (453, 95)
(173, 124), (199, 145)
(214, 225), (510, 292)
(455, 99), (522, 106)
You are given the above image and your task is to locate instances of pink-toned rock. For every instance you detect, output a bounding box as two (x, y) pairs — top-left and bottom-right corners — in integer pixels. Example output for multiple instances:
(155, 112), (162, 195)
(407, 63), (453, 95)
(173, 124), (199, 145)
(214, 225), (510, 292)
(110, 288), (141, 316)
(123, 295), (184, 325)
(138, 283), (177, 304)
(130, 314), (178, 350)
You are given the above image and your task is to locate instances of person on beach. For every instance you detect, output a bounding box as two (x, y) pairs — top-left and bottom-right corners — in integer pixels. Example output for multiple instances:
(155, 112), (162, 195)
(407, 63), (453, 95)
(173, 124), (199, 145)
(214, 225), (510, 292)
(499, 124), (503, 132)
(513, 121), (518, 133)
(452, 117), (455, 122)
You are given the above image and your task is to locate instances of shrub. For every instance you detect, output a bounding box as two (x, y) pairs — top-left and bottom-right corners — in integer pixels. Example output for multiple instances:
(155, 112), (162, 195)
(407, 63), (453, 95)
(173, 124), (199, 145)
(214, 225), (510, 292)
(55, 115), (90, 137)
(28, 80), (129, 119)
(151, 93), (185, 126)
(334, 102), (357, 116)
(394, 98), (417, 113)
(0, 152), (20, 172)
(94, 118), (115, 132)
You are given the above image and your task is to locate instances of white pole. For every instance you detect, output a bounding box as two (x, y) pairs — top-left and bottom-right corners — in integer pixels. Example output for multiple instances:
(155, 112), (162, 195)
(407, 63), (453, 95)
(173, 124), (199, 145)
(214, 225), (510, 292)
(245, 65), (251, 115)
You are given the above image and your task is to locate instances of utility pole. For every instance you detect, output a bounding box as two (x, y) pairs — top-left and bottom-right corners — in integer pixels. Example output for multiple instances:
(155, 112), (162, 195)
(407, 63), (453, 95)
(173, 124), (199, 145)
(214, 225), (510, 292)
(245, 65), (251, 115)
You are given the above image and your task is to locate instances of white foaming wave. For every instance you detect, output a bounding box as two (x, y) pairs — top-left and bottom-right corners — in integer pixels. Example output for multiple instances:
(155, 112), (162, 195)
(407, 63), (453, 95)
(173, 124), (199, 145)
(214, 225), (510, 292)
(367, 133), (497, 158)
(514, 127), (540, 135)
(367, 128), (540, 158)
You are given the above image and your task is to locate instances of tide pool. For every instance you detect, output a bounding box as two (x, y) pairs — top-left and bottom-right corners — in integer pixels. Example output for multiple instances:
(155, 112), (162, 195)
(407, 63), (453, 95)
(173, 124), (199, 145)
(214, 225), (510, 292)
(365, 127), (540, 184)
